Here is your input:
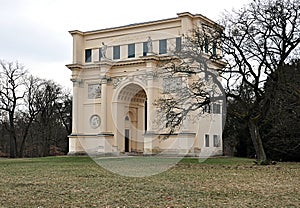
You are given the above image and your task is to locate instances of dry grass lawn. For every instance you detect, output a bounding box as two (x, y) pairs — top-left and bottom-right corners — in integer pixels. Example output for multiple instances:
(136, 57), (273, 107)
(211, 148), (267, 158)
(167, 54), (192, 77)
(0, 156), (299, 207)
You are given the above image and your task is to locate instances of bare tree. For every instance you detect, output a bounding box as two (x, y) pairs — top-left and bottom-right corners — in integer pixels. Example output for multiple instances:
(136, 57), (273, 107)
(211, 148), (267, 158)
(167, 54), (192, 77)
(21, 79), (71, 157)
(0, 61), (71, 157)
(34, 80), (63, 156)
(220, 0), (300, 164)
(0, 61), (27, 158)
(56, 91), (72, 135)
(17, 76), (45, 157)
(154, 24), (226, 135)
(55, 91), (72, 153)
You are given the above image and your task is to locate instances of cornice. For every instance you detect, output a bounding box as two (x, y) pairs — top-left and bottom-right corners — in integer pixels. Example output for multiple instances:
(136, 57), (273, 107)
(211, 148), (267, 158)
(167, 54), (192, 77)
(66, 63), (83, 70)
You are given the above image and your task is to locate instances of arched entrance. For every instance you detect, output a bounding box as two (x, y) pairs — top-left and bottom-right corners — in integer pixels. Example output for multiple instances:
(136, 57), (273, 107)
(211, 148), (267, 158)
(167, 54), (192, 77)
(116, 83), (147, 153)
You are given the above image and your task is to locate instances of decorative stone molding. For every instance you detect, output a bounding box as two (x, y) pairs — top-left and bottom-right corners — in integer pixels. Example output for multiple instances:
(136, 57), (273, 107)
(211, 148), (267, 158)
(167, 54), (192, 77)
(70, 78), (83, 87)
(88, 84), (101, 99)
(112, 77), (125, 89)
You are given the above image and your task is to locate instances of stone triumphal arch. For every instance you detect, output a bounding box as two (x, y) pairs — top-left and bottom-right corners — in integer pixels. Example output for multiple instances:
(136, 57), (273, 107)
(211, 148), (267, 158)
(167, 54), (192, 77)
(67, 12), (224, 156)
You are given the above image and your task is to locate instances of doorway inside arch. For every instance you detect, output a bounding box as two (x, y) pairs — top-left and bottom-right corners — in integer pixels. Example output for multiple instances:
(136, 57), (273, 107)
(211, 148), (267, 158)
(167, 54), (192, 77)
(117, 84), (147, 153)
(125, 128), (130, 152)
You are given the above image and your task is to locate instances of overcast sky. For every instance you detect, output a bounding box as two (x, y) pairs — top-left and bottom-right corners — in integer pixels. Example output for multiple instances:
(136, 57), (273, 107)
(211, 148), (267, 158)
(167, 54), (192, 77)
(0, 0), (250, 89)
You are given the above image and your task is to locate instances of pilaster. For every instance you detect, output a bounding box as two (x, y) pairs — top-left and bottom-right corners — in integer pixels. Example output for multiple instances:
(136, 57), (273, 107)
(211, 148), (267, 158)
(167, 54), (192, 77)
(100, 77), (108, 133)
(98, 60), (113, 134)
(70, 78), (83, 134)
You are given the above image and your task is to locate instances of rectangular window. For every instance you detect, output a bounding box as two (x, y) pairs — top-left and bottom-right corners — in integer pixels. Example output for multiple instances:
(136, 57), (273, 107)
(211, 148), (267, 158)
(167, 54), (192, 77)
(204, 38), (209, 54)
(113, 45), (120, 60)
(212, 42), (217, 56)
(203, 104), (211, 113)
(128, 43), (135, 58)
(85, 49), (92, 62)
(143, 42), (148, 56)
(176, 37), (182, 52)
(205, 134), (210, 147)
(213, 135), (220, 147)
(159, 39), (167, 54)
(212, 103), (221, 114)
(99, 48), (102, 60)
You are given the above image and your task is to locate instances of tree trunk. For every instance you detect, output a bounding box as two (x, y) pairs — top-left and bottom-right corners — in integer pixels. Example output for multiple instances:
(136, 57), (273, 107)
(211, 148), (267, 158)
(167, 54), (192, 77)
(18, 137), (26, 158)
(9, 134), (16, 158)
(9, 113), (17, 158)
(248, 119), (268, 164)
(18, 119), (34, 158)
(42, 129), (50, 157)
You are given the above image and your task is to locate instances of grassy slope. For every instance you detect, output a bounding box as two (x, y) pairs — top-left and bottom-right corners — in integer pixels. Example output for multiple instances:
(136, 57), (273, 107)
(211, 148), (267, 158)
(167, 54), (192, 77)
(0, 156), (299, 207)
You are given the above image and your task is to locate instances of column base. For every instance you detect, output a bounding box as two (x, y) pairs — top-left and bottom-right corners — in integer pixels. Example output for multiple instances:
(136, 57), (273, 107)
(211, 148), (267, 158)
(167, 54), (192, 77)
(67, 151), (87, 156)
(68, 133), (115, 156)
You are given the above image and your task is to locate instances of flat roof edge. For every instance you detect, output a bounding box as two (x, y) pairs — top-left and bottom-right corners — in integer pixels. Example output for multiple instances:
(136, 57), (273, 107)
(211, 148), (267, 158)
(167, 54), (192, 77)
(69, 12), (223, 35)
(83, 17), (180, 35)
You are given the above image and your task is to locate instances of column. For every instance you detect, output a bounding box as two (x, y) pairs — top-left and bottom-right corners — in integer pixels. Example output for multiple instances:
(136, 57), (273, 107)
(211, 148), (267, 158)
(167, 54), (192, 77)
(146, 77), (154, 132)
(98, 61), (113, 134)
(145, 60), (158, 133)
(68, 78), (84, 155)
(100, 78), (107, 133)
(143, 60), (158, 154)
(144, 75), (158, 155)
(137, 105), (144, 151)
(71, 78), (81, 134)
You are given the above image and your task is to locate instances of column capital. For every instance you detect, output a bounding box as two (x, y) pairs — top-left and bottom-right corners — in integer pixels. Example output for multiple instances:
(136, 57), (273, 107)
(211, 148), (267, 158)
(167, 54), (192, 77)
(100, 79), (108, 84)
(71, 78), (83, 87)
(70, 78), (82, 83)
(100, 75), (112, 84)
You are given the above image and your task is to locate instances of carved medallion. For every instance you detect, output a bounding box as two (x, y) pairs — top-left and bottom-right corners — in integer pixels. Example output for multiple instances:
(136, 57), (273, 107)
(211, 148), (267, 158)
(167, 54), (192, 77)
(90, 115), (101, 129)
